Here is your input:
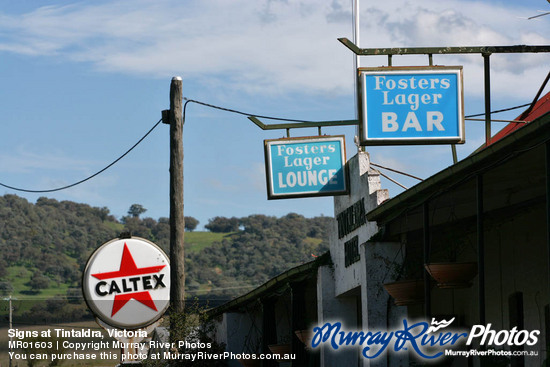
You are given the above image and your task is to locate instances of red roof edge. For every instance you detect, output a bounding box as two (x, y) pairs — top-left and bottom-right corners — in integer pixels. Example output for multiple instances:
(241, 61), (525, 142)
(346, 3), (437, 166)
(485, 90), (550, 148)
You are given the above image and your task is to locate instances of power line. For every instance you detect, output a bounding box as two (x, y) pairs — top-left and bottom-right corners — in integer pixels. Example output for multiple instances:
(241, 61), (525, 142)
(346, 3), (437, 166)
(184, 98), (322, 123)
(186, 97), (531, 123)
(0, 99), (533, 194)
(182, 98), (531, 192)
(465, 103), (531, 118)
(0, 119), (163, 193)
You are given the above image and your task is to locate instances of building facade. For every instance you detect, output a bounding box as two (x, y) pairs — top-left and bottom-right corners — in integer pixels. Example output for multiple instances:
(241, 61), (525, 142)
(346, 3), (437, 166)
(210, 93), (550, 367)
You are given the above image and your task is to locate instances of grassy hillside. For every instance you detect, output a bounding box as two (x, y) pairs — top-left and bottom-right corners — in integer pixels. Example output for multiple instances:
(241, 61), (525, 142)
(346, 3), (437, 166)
(185, 231), (229, 253)
(0, 195), (332, 324)
(0, 231), (228, 321)
(1, 233), (225, 296)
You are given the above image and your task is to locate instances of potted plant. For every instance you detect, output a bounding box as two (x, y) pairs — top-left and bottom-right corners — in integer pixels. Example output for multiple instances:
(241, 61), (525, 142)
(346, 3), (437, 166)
(268, 334), (292, 356)
(425, 234), (478, 289)
(383, 251), (426, 306)
(425, 262), (477, 288)
(383, 278), (425, 306)
(268, 343), (291, 355)
(294, 328), (314, 351)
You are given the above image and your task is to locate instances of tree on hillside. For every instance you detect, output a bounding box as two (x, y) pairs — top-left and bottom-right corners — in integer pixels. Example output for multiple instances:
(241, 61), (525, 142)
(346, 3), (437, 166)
(0, 258), (7, 278)
(29, 271), (50, 291)
(205, 216), (240, 233)
(123, 216), (153, 239)
(185, 216), (199, 231)
(0, 192), (332, 307)
(128, 204), (147, 218)
(0, 281), (13, 296)
(97, 206), (111, 222)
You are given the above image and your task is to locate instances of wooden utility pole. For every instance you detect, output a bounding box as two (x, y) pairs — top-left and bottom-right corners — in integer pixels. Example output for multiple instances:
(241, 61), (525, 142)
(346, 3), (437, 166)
(168, 76), (185, 313)
(8, 295), (12, 367)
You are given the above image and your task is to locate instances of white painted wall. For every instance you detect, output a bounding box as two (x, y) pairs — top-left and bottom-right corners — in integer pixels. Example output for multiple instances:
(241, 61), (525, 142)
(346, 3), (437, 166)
(330, 152), (389, 297)
(316, 264), (359, 366)
(360, 241), (408, 367)
(317, 152), (408, 366)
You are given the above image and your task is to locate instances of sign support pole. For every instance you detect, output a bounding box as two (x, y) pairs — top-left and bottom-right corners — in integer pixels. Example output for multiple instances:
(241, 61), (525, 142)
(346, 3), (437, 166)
(169, 77), (185, 316)
(483, 53), (492, 146)
(353, 0), (363, 151)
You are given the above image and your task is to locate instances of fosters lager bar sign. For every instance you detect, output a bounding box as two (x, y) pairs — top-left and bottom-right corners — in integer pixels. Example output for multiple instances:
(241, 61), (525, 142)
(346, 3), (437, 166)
(264, 135), (348, 199)
(359, 66), (465, 145)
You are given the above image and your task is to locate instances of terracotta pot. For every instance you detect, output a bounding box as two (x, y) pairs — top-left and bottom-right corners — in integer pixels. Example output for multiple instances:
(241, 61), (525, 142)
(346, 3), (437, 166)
(294, 329), (313, 350)
(294, 329), (313, 346)
(425, 262), (478, 289)
(383, 279), (424, 306)
(268, 343), (291, 356)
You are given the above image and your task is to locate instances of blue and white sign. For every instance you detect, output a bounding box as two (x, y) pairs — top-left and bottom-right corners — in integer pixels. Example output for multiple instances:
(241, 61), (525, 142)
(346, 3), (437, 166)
(360, 66), (464, 145)
(264, 136), (348, 199)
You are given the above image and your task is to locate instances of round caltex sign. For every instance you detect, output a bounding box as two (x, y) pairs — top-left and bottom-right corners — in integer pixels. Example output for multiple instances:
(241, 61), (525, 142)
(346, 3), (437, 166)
(83, 237), (170, 329)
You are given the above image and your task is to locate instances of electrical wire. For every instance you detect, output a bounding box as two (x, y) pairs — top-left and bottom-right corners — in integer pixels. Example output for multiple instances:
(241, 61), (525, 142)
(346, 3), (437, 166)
(0, 118), (163, 193)
(185, 97), (531, 123)
(184, 97), (532, 193)
(465, 103), (531, 118)
(0, 98), (534, 194)
(184, 98), (324, 123)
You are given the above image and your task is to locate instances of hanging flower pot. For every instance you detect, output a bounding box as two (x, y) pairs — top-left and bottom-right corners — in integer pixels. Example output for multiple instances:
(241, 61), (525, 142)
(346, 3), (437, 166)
(295, 329), (313, 350)
(294, 329), (312, 345)
(383, 279), (425, 306)
(268, 343), (291, 356)
(425, 262), (478, 289)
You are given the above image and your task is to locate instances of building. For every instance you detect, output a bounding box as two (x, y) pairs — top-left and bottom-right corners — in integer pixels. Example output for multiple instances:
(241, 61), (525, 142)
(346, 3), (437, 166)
(210, 91), (550, 367)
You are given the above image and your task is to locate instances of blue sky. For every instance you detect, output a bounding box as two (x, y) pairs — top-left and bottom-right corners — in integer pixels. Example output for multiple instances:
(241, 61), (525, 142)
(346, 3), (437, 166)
(0, 0), (549, 229)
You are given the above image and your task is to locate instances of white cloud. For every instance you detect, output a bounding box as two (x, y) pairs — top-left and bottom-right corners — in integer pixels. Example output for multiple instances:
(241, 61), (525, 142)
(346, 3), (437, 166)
(0, 148), (118, 209)
(0, 147), (99, 174)
(0, 0), (547, 99)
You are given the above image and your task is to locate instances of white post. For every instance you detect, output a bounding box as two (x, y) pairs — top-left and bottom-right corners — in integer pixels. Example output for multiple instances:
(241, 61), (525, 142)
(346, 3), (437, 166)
(353, 0), (360, 67)
(353, 0), (362, 151)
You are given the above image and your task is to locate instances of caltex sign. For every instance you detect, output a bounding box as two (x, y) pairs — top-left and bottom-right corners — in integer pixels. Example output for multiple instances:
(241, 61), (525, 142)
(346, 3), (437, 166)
(264, 135), (348, 199)
(82, 237), (170, 329)
(359, 66), (464, 145)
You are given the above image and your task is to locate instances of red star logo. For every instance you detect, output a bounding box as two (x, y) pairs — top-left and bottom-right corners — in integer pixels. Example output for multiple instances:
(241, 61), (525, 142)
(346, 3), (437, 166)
(92, 243), (166, 316)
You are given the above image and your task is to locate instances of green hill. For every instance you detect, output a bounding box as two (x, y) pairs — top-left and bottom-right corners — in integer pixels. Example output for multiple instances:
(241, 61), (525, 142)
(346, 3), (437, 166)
(0, 194), (331, 323)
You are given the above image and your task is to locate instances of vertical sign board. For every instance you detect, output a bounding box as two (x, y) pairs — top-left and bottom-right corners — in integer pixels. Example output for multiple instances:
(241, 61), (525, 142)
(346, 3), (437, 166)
(360, 66), (464, 145)
(264, 135), (348, 199)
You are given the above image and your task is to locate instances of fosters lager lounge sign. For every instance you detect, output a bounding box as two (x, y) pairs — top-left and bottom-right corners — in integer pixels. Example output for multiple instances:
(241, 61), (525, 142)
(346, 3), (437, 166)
(264, 135), (348, 199)
(359, 66), (464, 145)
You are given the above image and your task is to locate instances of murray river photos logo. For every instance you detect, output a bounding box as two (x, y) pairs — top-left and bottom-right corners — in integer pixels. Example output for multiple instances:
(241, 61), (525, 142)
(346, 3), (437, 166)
(310, 318), (540, 360)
